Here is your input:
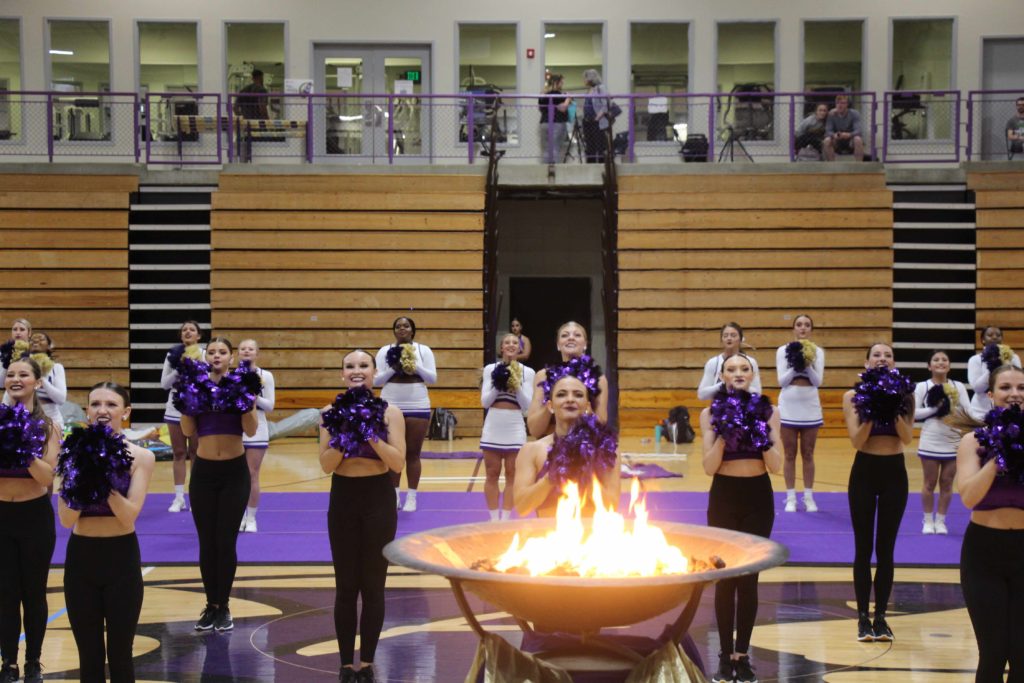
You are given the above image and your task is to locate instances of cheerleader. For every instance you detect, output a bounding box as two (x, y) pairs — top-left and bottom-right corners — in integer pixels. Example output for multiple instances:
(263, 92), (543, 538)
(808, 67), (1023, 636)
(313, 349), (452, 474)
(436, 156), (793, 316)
(238, 339), (275, 533)
(697, 323), (762, 401)
(0, 357), (61, 683)
(510, 318), (532, 364)
(373, 317), (436, 512)
(0, 319), (32, 373)
(179, 338), (258, 632)
(526, 321), (609, 439)
(57, 382), (155, 683)
(955, 364), (1024, 682)
(775, 315), (824, 512)
(27, 332), (67, 434)
(320, 350), (405, 683)
(967, 326), (1022, 420)
(913, 350), (969, 535)
(515, 374), (620, 518)
(700, 354), (782, 683)
(161, 320), (205, 513)
(480, 334), (535, 520)
(842, 343), (915, 643)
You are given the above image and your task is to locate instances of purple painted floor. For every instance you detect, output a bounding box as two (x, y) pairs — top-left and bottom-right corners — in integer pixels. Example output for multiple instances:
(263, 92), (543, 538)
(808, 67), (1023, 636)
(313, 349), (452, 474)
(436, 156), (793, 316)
(51, 491), (968, 566)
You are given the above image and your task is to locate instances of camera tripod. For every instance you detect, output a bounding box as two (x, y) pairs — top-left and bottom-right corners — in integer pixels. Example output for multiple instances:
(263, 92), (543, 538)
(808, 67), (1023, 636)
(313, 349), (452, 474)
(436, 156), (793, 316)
(562, 117), (585, 163)
(718, 125), (754, 162)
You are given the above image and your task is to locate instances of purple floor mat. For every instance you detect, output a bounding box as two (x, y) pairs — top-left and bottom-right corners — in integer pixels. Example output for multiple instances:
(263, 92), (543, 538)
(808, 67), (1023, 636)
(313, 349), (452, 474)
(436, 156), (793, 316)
(50, 491), (968, 566)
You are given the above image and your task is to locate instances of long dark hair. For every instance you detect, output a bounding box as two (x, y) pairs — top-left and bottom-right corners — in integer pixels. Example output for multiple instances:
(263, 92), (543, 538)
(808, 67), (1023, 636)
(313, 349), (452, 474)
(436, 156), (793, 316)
(7, 356), (53, 440)
(90, 381), (131, 406)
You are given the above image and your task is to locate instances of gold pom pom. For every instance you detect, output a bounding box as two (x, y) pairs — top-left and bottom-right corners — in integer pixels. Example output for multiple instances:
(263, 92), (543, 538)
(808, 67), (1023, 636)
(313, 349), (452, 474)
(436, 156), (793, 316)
(182, 344), (203, 362)
(999, 344), (1015, 365)
(12, 340), (30, 359)
(31, 352), (54, 378)
(800, 340), (818, 366)
(400, 343), (417, 374)
(943, 382), (959, 408)
(508, 361), (523, 391)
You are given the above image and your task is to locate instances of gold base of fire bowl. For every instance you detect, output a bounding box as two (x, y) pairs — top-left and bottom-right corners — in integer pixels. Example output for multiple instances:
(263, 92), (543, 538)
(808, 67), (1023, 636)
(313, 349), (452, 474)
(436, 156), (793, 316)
(384, 519), (788, 633)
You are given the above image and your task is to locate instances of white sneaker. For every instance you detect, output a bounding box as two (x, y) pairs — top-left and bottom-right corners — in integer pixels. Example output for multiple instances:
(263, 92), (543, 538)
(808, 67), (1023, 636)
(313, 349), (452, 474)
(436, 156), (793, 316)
(922, 519), (936, 534)
(239, 513), (248, 531)
(168, 496), (187, 513)
(396, 494), (403, 510)
(934, 518), (948, 535)
(244, 517), (257, 533)
(803, 495), (818, 513)
(403, 495), (417, 512)
(784, 498), (797, 512)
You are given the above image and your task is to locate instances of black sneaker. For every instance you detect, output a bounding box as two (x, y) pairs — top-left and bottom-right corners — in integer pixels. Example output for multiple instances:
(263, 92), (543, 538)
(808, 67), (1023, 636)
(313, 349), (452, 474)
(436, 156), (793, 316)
(195, 604), (217, 631)
(711, 652), (734, 683)
(355, 667), (376, 683)
(214, 605), (234, 631)
(23, 660), (42, 683)
(873, 613), (894, 642)
(0, 661), (19, 683)
(339, 668), (358, 683)
(734, 655), (758, 683)
(857, 612), (874, 642)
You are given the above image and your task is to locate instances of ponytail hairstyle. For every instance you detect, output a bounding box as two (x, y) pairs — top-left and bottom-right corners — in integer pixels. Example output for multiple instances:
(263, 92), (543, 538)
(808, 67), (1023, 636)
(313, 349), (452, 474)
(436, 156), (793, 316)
(945, 364), (1022, 435)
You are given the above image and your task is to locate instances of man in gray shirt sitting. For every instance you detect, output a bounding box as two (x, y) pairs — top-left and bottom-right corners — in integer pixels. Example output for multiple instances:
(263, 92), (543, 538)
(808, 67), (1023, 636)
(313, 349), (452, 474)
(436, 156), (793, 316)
(1007, 96), (1024, 158)
(824, 94), (864, 161)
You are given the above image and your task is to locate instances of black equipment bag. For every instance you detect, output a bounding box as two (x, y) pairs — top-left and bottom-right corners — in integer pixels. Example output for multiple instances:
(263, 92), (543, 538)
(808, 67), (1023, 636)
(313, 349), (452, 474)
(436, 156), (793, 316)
(429, 408), (458, 440)
(680, 134), (709, 162)
(662, 406), (696, 443)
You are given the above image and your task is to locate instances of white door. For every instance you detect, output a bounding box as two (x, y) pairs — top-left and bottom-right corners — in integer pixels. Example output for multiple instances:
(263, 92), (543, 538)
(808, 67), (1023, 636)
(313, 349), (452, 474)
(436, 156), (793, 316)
(981, 38), (1024, 159)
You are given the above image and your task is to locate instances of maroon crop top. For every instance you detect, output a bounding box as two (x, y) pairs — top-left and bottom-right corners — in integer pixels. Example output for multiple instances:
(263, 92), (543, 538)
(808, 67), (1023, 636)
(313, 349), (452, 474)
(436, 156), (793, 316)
(196, 412), (243, 437)
(974, 475), (1024, 511)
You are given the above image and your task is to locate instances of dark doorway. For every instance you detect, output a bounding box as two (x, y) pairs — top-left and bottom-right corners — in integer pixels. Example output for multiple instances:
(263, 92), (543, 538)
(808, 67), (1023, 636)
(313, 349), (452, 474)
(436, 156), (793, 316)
(509, 277), (591, 370)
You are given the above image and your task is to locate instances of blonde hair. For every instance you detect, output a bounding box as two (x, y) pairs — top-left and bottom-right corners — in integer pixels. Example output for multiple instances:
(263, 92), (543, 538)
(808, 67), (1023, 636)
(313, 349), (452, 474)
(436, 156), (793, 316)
(556, 321), (589, 343)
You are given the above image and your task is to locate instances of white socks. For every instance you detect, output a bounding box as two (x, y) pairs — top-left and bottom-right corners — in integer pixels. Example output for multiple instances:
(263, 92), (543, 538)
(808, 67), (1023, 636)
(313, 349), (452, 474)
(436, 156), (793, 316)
(246, 506), (257, 518)
(174, 484), (185, 498)
(500, 509), (511, 520)
(923, 512), (934, 524)
(489, 509), (500, 522)
(786, 489), (796, 500)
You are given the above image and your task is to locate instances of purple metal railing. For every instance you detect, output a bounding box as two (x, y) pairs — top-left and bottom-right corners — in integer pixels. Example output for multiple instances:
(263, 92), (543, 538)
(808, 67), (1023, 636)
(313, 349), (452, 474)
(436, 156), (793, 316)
(882, 90), (961, 163)
(966, 89), (1024, 161)
(143, 92), (223, 165)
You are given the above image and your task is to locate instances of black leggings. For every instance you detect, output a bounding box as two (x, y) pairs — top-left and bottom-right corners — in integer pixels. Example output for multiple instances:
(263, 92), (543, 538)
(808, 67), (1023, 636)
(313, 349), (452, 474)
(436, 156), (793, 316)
(328, 473), (397, 667)
(189, 456), (250, 606)
(707, 473), (774, 655)
(848, 451), (908, 614)
(961, 522), (1024, 682)
(64, 533), (144, 683)
(0, 494), (56, 663)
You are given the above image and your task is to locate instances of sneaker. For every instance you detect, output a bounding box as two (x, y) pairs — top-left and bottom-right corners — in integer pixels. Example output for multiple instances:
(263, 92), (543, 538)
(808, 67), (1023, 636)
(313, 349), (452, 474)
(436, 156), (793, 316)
(935, 518), (948, 535)
(355, 666), (376, 682)
(922, 519), (935, 534)
(214, 606), (234, 631)
(339, 668), (358, 683)
(803, 494), (818, 513)
(784, 498), (797, 513)
(402, 495), (417, 512)
(857, 612), (874, 642)
(873, 613), (894, 642)
(395, 493), (402, 510)
(23, 660), (42, 683)
(733, 655), (758, 683)
(711, 652), (734, 683)
(0, 661), (19, 683)
(244, 516), (258, 533)
(195, 604), (217, 631)
(168, 496), (188, 513)
(239, 512), (248, 531)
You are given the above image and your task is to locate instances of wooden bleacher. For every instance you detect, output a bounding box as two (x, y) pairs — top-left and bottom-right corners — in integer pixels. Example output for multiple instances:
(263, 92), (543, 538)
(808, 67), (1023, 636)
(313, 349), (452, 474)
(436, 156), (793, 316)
(210, 173), (487, 434)
(616, 172), (894, 436)
(0, 173), (135, 408)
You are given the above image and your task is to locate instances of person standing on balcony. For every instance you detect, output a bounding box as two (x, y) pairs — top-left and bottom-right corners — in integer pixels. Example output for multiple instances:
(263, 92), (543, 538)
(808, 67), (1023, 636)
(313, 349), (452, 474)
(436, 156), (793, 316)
(235, 68), (268, 120)
(582, 69), (609, 163)
(538, 74), (570, 165)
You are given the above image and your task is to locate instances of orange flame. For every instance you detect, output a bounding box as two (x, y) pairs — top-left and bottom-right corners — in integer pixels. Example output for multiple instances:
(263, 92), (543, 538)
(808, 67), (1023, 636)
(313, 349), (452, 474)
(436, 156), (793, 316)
(495, 478), (689, 577)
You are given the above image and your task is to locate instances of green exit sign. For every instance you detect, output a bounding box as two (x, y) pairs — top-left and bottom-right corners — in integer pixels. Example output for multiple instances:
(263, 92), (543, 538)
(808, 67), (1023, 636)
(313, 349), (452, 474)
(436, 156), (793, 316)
(403, 70), (421, 83)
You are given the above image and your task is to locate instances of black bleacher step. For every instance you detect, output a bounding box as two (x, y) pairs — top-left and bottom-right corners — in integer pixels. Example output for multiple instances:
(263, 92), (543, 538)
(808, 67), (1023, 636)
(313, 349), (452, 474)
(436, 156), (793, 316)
(132, 328), (211, 345)
(890, 208), (976, 223)
(131, 250), (210, 265)
(130, 230), (210, 246)
(893, 327), (977, 345)
(129, 289), (209, 304)
(130, 348), (177, 365)
(893, 228), (975, 245)
(893, 307), (974, 323)
(891, 190), (971, 203)
(893, 268), (975, 283)
(894, 288), (974, 304)
(132, 308), (211, 325)
(128, 210), (211, 225)
(128, 270), (210, 285)
(893, 249), (975, 265)
(134, 190), (214, 205)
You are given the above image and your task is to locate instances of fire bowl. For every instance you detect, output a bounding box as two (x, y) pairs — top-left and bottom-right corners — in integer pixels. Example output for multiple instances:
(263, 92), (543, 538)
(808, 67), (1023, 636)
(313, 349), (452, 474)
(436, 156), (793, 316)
(384, 520), (788, 634)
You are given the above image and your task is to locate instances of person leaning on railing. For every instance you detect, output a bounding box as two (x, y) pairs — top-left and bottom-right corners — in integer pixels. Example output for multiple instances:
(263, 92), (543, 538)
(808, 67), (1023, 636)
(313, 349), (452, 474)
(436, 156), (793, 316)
(538, 74), (571, 165)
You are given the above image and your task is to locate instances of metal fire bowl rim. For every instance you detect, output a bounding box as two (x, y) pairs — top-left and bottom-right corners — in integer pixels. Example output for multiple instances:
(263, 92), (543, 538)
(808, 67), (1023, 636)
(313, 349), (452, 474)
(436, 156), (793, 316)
(384, 519), (789, 588)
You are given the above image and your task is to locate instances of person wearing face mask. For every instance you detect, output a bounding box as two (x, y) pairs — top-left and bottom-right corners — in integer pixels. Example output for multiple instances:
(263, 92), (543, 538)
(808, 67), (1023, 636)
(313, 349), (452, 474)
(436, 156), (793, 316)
(480, 334), (535, 521)
(526, 321), (609, 439)
(0, 357), (61, 683)
(238, 339), (275, 533)
(178, 337), (259, 633)
(913, 350), (969, 535)
(700, 353), (782, 683)
(842, 343), (915, 644)
(374, 317), (436, 512)
(776, 315), (825, 513)
(57, 382), (155, 683)
(161, 320), (205, 513)
(320, 350), (406, 683)
(698, 323), (762, 401)
(953, 364), (1024, 682)
(967, 326), (1022, 421)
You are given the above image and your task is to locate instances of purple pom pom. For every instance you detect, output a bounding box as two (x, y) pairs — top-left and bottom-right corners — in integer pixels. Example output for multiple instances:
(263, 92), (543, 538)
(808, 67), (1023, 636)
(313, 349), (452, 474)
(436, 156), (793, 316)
(542, 355), (603, 402)
(0, 340), (14, 369)
(0, 403), (47, 470)
(784, 341), (807, 373)
(166, 343), (185, 372)
(385, 345), (403, 372)
(539, 414), (618, 488)
(173, 358), (262, 415)
(172, 357), (212, 416)
(709, 388), (774, 452)
(852, 366), (915, 427)
(321, 386), (390, 456)
(981, 343), (1003, 373)
(491, 363), (512, 392)
(56, 424), (134, 511)
(924, 383), (952, 419)
(974, 405), (1024, 483)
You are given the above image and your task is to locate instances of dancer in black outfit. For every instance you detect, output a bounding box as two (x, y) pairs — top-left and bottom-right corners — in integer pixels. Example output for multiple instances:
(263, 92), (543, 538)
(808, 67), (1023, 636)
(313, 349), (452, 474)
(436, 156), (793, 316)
(955, 364), (1024, 682)
(57, 382), (155, 683)
(700, 354), (782, 683)
(180, 338), (258, 632)
(0, 357), (61, 683)
(320, 350), (406, 683)
(842, 343), (914, 643)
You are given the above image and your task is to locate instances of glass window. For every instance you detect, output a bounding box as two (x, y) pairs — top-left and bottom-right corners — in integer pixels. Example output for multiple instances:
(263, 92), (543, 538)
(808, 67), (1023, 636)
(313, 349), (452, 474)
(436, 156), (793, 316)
(48, 19), (110, 92)
(717, 22), (776, 140)
(631, 23), (688, 143)
(892, 19), (953, 91)
(804, 21), (863, 92)
(0, 19), (21, 141)
(458, 24), (516, 92)
(544, 23), (603, 92)
(226, 22), (285, 117)
(139, 22), (198, 93)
